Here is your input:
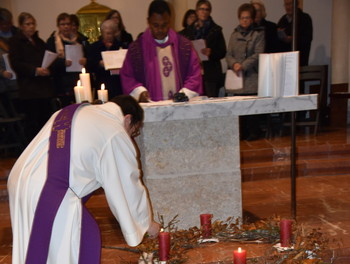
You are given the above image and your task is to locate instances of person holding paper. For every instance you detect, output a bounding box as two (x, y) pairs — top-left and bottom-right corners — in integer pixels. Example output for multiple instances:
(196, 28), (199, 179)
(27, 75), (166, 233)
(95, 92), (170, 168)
(120, 0), (202, 102)
(180, 0), (226, 97)
(226, 3), (264, 95)
(0, 38), (17, 91)
(47, 13), (88, 107)
(0, 8), (19, 43)
(9, 12), (54, 143)
(88, 19), (131, 99)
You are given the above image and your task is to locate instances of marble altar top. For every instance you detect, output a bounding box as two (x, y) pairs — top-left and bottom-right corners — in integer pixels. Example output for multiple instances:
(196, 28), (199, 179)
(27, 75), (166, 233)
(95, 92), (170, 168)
(141, 95), (318, 122)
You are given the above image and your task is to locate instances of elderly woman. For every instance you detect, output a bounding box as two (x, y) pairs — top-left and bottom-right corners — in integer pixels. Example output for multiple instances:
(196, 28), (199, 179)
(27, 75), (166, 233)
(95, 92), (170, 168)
(226, 3), (264, 95)
(87, 19), (129, 98)
(47, 13), (88, 107)
(104, 9), (133, 48)
(9, 12), (54, 142)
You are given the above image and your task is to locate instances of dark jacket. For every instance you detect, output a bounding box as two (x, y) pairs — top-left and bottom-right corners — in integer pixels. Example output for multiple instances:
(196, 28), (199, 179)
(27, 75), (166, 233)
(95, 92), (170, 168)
(9, 31), (53, 99)
(180, 17), (226, 86)
(257, 19), (280, 53)
(277, 8), (313, 66)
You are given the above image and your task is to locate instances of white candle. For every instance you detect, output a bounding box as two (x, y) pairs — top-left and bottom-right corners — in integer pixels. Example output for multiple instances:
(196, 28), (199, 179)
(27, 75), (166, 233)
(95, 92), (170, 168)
(97, 83), (108, 103)
(79, 68), (93, 102)
(74, 80), (84, 103)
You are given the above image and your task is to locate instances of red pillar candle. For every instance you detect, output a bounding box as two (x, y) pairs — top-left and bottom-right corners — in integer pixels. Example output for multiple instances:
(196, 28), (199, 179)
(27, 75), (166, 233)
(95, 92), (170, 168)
(280, 219), (293, 247)
(158, 231), (170, 261)
(233, 247), (246, 264)
(200, 214), (212, 238)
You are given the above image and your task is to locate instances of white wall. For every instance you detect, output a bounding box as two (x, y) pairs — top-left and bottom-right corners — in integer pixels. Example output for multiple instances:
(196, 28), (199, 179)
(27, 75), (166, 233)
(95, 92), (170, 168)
(4, 0), (332, 71)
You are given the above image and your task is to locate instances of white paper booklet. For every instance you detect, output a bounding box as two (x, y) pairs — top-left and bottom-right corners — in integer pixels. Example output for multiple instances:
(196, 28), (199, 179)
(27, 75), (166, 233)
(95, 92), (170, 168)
(225, 69), (243, 91)
(101, 49), (127, 70)
(2, 53), (16, 80)
(65, 44), (84, 72)
(258, 51), (299, 97)
(41, 50), (58, 69)
(192, 39), (208, 61)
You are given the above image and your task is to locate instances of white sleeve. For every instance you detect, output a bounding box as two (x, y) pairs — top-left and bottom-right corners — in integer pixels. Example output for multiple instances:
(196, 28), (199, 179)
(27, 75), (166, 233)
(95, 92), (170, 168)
(179, 87), (199, 99)
(97, 132), (152, 246)
(130, 86), (148, 101)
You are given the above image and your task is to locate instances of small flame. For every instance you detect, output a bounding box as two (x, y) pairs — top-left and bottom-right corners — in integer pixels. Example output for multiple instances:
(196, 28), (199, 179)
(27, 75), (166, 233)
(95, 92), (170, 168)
(77, 80), (81, 86)
(160, 228), (164, 232)
(82, 68), (86, 74)
(238, 247), (242, 253)
(101, 83), (105, 90)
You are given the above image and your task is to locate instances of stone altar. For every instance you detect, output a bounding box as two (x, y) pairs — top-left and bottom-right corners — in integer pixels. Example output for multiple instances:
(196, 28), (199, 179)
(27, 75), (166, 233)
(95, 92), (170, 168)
(136, 95), (317, 229)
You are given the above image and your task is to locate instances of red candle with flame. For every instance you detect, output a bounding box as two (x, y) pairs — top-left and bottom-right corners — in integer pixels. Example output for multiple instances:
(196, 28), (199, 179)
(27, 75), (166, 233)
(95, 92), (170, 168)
(233, 247), (246, 264)
(200, 214), (212, 238)
(280, 219), (292, 247)
(158, 231), (170, 261)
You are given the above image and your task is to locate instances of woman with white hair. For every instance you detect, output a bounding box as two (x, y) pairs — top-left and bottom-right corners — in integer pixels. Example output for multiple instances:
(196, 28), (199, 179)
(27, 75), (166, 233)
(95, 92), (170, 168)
(251, 0), (280, 53)
(88, 19), (132, 99)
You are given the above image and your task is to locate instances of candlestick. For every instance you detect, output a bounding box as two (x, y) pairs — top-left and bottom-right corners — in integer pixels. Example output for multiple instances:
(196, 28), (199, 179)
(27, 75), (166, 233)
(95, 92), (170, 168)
(233, 247), (246, 264)
(79, 68), (93, 102)
(200, 214), (212, 238)
(74, 80), (84, 103)
(158, 231), (170, 261)
(97, 83), (108, 103)
(280, 219), (293, 247)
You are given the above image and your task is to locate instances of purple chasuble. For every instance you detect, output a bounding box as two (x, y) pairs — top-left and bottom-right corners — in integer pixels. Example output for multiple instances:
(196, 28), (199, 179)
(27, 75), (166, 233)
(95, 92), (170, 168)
(25, 103), (101, 264)
(121, 28), (203, 101)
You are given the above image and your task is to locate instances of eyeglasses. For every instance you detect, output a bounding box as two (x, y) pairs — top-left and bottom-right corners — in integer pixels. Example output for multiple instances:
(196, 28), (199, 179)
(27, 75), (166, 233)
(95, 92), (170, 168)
(240, 16), (252, 20)
(198, 7), (210, 12)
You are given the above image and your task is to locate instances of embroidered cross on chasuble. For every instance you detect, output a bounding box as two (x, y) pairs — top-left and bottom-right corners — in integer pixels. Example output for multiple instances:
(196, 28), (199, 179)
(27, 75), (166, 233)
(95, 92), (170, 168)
(25, 103), (101, 264)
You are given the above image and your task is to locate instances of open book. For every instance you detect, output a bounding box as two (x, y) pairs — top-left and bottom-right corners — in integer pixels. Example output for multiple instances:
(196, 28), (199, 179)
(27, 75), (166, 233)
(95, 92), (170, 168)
(258, 51), (299, 97)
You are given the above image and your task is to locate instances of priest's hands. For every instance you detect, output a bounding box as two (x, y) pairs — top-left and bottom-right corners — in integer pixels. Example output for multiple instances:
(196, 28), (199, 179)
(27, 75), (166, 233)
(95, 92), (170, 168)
(139, 91), (151, 102)
(147, 221), (161, 239)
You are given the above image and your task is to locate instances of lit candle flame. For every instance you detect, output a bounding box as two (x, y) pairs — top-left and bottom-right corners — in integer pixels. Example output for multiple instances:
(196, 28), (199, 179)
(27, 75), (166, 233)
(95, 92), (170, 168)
(101, 83), (105, 90)
(82, 68), (86, 74)
(238, 247), (242, 253)
(160, 228), (164, 232)
(77, 80), (81, 86)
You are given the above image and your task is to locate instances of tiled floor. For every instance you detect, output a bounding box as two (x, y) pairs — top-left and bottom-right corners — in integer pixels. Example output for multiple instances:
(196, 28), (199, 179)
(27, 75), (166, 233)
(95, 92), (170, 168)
(1, 126), (350, 263)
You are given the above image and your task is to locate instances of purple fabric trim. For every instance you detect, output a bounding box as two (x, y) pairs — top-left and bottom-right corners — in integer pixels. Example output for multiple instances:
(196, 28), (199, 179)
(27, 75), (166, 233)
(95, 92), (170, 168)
(25, 103), (100, 264)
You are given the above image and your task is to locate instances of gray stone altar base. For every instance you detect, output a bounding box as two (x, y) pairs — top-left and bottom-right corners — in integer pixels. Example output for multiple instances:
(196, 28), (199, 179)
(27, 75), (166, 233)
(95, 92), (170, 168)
(136, 95), (317, 229)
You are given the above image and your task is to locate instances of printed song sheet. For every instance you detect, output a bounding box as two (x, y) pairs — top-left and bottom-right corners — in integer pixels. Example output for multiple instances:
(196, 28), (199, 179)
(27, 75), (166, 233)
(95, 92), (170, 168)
(2, 53), (16, 80)
(65, 44), (84, 72)
(192, 39), (208, 61)
(101, 49), (127, 70)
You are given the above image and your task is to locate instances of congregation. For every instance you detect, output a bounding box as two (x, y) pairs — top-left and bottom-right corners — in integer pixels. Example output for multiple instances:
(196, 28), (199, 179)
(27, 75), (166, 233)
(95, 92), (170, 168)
(0, 0), (313, 144)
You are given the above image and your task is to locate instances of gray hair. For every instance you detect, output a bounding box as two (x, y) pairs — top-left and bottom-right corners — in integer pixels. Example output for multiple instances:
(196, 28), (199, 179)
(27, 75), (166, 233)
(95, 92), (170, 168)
(100, 19), (118, 33)
(251, 0), (267, 19)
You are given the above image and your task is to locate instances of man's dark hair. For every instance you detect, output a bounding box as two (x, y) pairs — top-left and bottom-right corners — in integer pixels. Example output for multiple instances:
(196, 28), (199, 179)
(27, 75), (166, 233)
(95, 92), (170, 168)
(148, 0), (171, 18)
(110, 95), (144, 126)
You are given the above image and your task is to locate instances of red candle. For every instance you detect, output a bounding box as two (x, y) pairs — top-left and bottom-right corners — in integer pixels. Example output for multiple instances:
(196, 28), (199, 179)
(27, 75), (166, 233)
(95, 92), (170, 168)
(280, 219), (293, 247)
(233, 247), (246, 264)
(158, 231), (170, 261)
(200, 214), (212, 238)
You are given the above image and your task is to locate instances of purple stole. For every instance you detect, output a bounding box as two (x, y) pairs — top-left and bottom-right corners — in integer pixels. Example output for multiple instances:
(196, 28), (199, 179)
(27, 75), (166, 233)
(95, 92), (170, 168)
(25, 103), (101, 264)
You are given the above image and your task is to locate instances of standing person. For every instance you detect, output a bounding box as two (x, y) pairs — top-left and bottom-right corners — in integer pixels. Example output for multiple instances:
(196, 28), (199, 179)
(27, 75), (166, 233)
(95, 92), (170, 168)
(47, 13), (88, 107)
(0, 8), (18, 43)
(226, 3), (265, 140)
(226, 3), (264, 95)
(251, 0), (280, 53)
(277, 0), (313, 66)
(120, 0), (202, 102)
(181, 0), (226, 97)
(88, 19), (125, 98)
(105, 9), (133, 49)
(8, 95), (161, 264)
(9, 12), (54, 143)
(178, 9), (197, 35)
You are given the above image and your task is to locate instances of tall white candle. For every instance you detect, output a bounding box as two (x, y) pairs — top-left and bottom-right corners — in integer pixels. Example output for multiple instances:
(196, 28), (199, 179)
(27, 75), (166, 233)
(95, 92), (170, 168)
(74, 80), (84, 103)
(97, 83), (108, 103)
(79, 68), (93, 102)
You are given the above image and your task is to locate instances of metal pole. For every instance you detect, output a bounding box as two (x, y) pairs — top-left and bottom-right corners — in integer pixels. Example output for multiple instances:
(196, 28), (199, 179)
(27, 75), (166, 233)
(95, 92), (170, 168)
(291, 0), (298, 219)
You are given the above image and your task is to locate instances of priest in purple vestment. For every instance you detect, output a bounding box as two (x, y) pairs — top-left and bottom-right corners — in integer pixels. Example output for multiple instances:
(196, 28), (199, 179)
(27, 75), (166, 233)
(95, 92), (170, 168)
(120, 0), (203, 102)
